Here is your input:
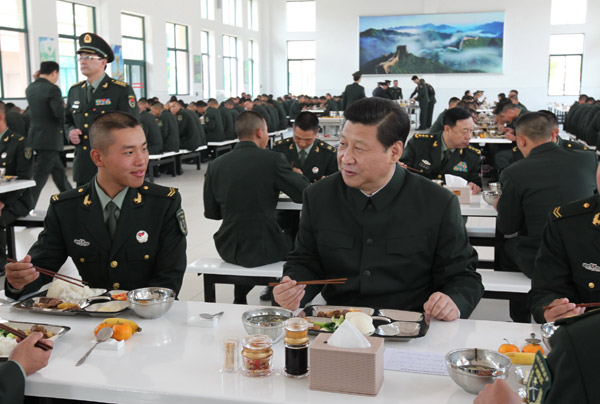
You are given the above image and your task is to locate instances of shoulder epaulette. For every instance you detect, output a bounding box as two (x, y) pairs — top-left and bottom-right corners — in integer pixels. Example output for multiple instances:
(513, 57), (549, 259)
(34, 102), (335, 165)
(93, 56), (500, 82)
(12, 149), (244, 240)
(551, 195), (597, 221)
(111, 79), (128, 87)
(140, 182), (179, 198)
(70, 80), (85, 88)
(274, 138), (292, 147)
(318, 141), (337, 153)
(413, 133), (434, 140)
(467, 145), (481, 155)
(18, 136), (25, 142)
(51, 184), (89, 203)
(512, 146), (518, 152)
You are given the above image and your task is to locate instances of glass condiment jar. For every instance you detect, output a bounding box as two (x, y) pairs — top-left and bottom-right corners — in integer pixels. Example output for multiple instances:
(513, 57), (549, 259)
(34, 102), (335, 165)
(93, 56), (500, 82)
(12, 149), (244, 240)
(241, 334), (273, 377)
(284, 318), (310, 378)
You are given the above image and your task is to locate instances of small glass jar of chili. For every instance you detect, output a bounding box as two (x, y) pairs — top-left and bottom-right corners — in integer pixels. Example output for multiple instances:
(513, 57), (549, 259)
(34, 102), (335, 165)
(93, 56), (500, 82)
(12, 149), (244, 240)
(241, 334), (273, 377)
(284, 318), (310, 378)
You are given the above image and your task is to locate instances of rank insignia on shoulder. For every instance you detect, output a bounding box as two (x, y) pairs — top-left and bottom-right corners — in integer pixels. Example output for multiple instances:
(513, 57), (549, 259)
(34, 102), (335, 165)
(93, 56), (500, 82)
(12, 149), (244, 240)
(593, 212), (600, 226)
(167, 187), (177, 198)
(24, 147), (32, 159)
(112, 79), (128, 87)
(526, 352), (551, 404)
(453, 161), (468, 172)
(128, 95), (136, 109)
(468, 146), (481, 155)
(176, 208), (188, 236)
(133, 193), (142, 204)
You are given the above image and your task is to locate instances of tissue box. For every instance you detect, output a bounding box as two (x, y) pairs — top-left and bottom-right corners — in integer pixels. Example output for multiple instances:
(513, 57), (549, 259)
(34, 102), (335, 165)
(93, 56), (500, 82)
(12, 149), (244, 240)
(309, 333), (384, 396)
(446, 187), (470, 204)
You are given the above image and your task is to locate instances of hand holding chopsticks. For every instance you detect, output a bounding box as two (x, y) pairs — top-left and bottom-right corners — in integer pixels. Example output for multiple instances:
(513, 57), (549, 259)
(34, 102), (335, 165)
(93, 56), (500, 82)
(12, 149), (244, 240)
(6, 257), (87, 289)
(268, 278), (348, 287)
(542, 302), (600, 310)
(0, 323), (53, 351)
(271, 276), (348, 311)
(541, 298), (587, 323)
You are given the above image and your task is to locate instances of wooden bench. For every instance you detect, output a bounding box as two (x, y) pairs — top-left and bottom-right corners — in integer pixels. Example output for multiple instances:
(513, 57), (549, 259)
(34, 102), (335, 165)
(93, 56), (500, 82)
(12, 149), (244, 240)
(146, 151), (179, 182)
(187, 258), (283, 303)
(178, 145), (209, 170)
(477, 269), (530, 300)
(6, 210), (46, 259)
(207, 139), (238, 158)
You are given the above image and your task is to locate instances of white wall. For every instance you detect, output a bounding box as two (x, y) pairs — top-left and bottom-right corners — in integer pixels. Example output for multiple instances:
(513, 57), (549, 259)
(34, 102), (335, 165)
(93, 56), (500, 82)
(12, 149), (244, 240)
(265, 0), (600, 114)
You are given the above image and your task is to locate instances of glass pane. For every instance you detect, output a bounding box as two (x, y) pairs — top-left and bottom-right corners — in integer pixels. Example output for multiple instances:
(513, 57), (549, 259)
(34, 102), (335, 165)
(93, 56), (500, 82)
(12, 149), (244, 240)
(166, 23), (175, 48)
(551, 0), (587, 24)
(127, 63), (144, 99)
(202, 55), (210, 99)
(223, 0), (231, 24)
(57, 1), (74, 36)
(121, 14), (143, 38)
(231, 37), (237, 57)
(563, 55), (582, 96)
(74, 4), (95, 36)
(58, 38), (78, 95)
(287, 1), (316, 32)
(0, 31), (28, 98)
(223, 35), (230, 56)
(288, 59), (315, 96)
(287, 41), (315, 59)
(548, 56), (566, 96)
(236, 0), (243, 27)
(122, 37), (144, 60)
(0, 0), (25, 29)
(201, 31), (209, 52)
(176, 24), (187, 50)
(549, 34), (584, 54)
(176, 50), (188, 94)
(167, 49), (176, 94)
(223, 58), (231, 97)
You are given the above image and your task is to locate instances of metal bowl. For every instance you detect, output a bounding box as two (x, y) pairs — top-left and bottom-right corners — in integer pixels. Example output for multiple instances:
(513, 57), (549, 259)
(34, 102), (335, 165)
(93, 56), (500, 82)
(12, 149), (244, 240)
(488, 182), (501, 194)
(482, 191), (500, 206)
(541, 322), (559, 351)
(446, 348), (512, 395)
(127, 287), (175, 319)
(242, 307), (294, 343)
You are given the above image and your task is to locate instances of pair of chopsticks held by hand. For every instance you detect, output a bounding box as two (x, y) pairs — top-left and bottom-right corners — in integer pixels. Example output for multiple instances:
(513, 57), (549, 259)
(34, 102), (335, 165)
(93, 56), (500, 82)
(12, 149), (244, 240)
(542, 302), (600, 310)
(0, 323), (53, 351)
(268, 278), (348, 287)
(7, 258), (88, 288)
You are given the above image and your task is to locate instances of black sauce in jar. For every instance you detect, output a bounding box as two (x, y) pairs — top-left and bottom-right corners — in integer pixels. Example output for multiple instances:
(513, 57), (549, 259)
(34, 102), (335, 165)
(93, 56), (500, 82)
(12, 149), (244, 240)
(285, 345), (309, 377)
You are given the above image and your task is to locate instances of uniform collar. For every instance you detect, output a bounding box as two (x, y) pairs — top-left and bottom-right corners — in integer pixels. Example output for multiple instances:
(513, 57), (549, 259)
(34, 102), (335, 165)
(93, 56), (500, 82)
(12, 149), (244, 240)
(0, 128), (8, 139)
(235, 140), (259, 149)
(94, 177), (129, 212)
(349, 164), (405, 211)
(87, 73), (107, 91)
(295, 142), (314, 155)
(529, 141), (558, 156)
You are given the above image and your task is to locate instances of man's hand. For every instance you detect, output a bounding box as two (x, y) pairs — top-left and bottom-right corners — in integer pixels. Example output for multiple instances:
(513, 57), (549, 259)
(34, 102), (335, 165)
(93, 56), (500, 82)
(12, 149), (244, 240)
(6, 255), (38, 291)
(474, 379), (521, 404)
(9, 332), (52, 376)
(543, 298), (585, 322)
(273, 276), (306, 310)
(397, 161), (408, 169)
(292, 167), (303, 175)
(0, 200), (5, 215)
(468, 182), (482, 195)
(68, 128), (82, 145)
(504, 128), (516, 141)
(424, 292), (459, 321)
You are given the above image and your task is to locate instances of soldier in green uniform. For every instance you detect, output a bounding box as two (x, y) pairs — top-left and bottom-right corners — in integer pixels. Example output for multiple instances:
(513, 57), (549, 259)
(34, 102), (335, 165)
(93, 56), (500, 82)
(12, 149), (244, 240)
(219, 100), (238, 140)
(342, 71), (366, 111)
(323, 93), (339, 116)
(263, 100), (280, 132)
(25, 61), (73, 207)
(65, 32), (138, 186)
(425, 82), (436, 128)
(199, 99), (225, 142)
(5, 112), (187, 299)
(508, 89), (528, 112)
(137, 98), (162, 155)
(204, 111), (309, 304)
(0, 102), (34, 276)
(168, 101), (203, 150)
(400, 107), (483, 193)
(272, 99), (288, 131)
(429, 97), (460, 137)
(274, 98), (483, 318)
(389, 79), (403, 100)
(410, 75), (430, 130)
(150, 101), (180, 152)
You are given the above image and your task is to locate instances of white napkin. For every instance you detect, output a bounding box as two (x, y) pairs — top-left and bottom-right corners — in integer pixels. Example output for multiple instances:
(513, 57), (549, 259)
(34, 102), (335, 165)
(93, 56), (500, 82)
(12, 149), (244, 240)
(327, 319), (371, 348)
(444, 174), (468, 187)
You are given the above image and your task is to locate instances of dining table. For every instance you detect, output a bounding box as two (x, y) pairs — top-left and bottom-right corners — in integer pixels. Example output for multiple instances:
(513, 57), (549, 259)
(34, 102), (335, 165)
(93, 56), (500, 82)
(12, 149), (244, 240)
(1, 299), (538, 404)
(0, 179), (36, 194)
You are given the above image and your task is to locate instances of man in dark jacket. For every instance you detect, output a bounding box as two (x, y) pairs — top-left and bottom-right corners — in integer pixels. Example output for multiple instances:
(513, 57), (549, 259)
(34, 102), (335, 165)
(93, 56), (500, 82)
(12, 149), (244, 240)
(410, 75), (430, 130)
(342, 71), (366, 111)
(372, 82), (392, 99)
(151, 101), (180, 152)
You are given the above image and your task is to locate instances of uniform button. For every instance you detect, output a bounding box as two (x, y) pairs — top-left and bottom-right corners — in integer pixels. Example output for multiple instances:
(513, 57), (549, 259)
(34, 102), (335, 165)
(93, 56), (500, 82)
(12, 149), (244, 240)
(363, 269), (371, 278)
(83, 135), (88, 140)
(110, 260), (118, 268)
(584, 203), (590, 208)
(438, 175), (442, 179)
(113, 282), (120, 289)
(78, 188), (84, 193)
(589, 282), (595, 289)
(84, 124), (89, 128)
(101, 110), (106, 114)
(84, 113), (89, 117)
(366, 238), (374, 245)
(143, 186), (149, 190)
(144, 255), (149, 260)
(80, 258), (85, 263)
(83, 146), (88, 150)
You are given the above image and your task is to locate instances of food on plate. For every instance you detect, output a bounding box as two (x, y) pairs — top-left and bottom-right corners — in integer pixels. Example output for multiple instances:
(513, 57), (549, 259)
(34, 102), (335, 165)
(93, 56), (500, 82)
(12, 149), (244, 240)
(345, 312), (375, 335)
(316, 308), (360, 318)
(504, 352), (537, 366)
(498, 338), (519, 354)
(111, 323), (133, 341)
(111, 292), (128, 301)
(34, 297), (63, 309)
(311, 316), (345, 332)
(56, 302), (81, 311)
(0, 332), (18, 355)
(25, 325), (55, 339)
(95, 318), (141, 336)
(46, 278), (96, 301)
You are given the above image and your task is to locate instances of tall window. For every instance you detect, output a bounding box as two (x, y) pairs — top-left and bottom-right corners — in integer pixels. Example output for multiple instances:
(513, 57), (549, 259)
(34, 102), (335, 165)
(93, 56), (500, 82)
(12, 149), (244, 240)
(200, 30), (211, 99)
(287, 41), (315, 96)
(121, 13), (146, 99)
(248, 40), (259, 97)
(0, 0), (28, 98)
(223, 0), (242, 27)
(286, 1), (315, 32)
(548, 34), (584, 96)
(57, 1), (95, 95)
(551, 0), (587, 24)
(248, 0), (259, 31)
(223, 35), (238, 98)
(200, 0), (215, 20)
(166, 22), (189, 95)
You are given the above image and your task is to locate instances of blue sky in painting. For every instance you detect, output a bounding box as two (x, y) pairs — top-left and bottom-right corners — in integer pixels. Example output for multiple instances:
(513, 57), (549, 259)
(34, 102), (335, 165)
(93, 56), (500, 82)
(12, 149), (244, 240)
(359, 12), (504, 31)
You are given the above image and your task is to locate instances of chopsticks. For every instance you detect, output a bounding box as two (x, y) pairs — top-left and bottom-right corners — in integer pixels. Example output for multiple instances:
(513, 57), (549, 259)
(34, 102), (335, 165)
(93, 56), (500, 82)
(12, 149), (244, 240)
(0, 323), (53, 351)
(268, 278), (348, 287)
(7, 258), (88, 288)
(542, 302), (600, 310)
(401, 165), (421, 173)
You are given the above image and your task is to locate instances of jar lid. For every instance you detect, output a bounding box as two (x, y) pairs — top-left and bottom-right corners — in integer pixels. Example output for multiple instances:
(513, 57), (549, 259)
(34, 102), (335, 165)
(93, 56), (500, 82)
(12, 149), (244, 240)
(242, 334), (273, 349)
(284, 318), (309, 332)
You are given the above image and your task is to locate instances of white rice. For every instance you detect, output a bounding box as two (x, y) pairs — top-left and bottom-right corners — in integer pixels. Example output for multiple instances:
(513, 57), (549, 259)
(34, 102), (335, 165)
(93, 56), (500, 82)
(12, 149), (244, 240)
(46, 279), (96, 301)
(0, 335), (18, 356)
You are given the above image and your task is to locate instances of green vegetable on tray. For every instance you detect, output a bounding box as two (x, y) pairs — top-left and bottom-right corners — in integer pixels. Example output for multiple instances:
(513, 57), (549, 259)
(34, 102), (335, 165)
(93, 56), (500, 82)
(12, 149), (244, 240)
(0, 329), (16, 339)
(313, 315), (345, 332)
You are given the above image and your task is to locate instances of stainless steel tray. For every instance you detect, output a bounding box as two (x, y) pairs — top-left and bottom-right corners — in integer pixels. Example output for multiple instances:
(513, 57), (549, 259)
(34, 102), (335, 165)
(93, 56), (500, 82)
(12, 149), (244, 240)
(0, 318), (71, 360)
(12, 290), (129, 317)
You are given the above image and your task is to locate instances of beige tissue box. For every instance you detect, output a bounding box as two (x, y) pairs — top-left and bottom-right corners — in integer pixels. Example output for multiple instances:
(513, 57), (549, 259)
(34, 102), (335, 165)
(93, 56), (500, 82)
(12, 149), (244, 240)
(308, 333), (384, 396)
(446, 187), (470, 204)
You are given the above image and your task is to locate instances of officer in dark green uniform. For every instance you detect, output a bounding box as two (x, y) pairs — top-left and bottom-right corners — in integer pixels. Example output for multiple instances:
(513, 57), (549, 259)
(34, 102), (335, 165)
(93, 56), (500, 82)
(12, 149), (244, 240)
(323, 93), (339, 116)
(410, 75), (430, 130)
(429, 97), (460, 137)
(65, 32), (138, 186)
(139, 108), (163, 155)
(274, 98), (483, 317)
(0, 102), (34, 276)
(219, 100), (238, 140)
(4, 112), (187, 299)
(425, 82), (436, 128)
(342, 71), (366, 111)
(400, 107), (483, 192)
(200, 99), (225, 142)
(168, 101), (203, 150)
(272, 99), (288, 131)
(389, 79), (403, 100)
(264, 101), (280, 132)
(151, 101), (180, 152)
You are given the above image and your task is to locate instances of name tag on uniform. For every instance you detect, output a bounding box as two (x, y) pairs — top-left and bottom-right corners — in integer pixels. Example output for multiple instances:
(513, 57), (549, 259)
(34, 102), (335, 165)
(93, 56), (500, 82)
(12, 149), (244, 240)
(418, 159), (431, 170)
(72, 101), (80, 110)
(96, 98), (112, 106)
(453, 161), (467, 172)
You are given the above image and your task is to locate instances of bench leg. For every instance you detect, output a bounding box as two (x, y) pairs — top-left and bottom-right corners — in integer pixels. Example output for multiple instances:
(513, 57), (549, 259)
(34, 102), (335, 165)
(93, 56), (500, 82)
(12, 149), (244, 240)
(147, 162), (155, 182)
(203, 274), (217, 303)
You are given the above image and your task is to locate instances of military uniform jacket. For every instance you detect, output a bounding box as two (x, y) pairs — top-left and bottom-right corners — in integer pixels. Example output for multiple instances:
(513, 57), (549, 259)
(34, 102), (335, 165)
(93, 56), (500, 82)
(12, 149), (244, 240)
(284, 166), (483, 316)
(5, 182), (187, 299)
(25, 77), (65, 151)
(6, 111), (27, 138)
(65, 75), (138, 184)
(429, 109), (446, 137)
(389, 86), (403, 100)
(139, 110), (163, 155)
(204, 107), (225, 142)
(410, 80), (430, 105)
(253, 105), (275, 132)
(204, 141), (310, 268)
(497, 142), (597, 277)
(0, 361), (25, 404)
(219, 107), (237, 140)
(372, 86), (392, 99)
(0, 129), (34, 217)
(157, 110), (180, 152)
(273, 138), (338, 183)
(274, 102), (288, 131)
(400, 133), (482, 187)
(177, 109), (202, 150)
(343, 82), (366, 110)
(265, 104), (280, 132)
(529, 195), (600, 323)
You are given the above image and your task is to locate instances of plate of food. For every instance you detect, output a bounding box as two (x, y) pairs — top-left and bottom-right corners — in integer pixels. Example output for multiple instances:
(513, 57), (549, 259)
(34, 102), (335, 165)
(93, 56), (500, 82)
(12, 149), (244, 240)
(0, 320), (70, 360)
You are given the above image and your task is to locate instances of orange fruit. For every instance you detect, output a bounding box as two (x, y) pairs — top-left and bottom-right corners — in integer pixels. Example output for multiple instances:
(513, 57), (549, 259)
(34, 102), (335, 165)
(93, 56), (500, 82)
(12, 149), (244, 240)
(112, 323), (133, 341)
(94, 322), (111, 336)
(522, 343), (544, 355)
(498, 340), (519, 354)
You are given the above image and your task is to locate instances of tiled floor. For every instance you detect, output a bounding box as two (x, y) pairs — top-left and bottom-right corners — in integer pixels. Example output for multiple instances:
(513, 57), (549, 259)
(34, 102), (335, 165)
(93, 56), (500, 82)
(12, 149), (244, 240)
(2, 130), (512, 321)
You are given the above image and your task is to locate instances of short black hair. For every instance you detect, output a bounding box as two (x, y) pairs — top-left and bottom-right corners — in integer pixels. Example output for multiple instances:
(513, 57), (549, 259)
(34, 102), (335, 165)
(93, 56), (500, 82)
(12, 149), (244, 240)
(537, 110), (559, 127)
(494, 98), (518, 115)
(498, 92), (506, 100)
(40, 61), (59, 75)
(411, 75), (419, 81)
(235, 111), (265, 139)
(197, 101), (207, 108)
(294, 111), (319, 132)
(207, 98), (218, 105)
(352, 71), (362, 81)
(449, 97), (460, 105)
(344, 97), (410, 147)
(515, 112), (552, 141)
(90, 111), (141, 152)
(443, 107), (473, 128)
(579, 94), (588, 102)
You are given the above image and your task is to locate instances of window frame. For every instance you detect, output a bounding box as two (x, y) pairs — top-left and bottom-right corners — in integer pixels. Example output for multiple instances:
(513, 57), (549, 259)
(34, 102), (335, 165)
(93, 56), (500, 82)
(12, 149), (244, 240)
(222, 34), (239, 98)
(121, 12), (146, 98)
(200, 30), (211, 99)
(166, 22), (190, 96)
(286, 40), (316, 96)
(0, 0), (30, 99)
(547, 34), (584, 96)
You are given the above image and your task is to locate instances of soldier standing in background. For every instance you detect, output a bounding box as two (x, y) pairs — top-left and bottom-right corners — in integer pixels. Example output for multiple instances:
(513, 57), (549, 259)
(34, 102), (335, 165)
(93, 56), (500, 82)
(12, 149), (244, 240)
(410, 75), (430, 130)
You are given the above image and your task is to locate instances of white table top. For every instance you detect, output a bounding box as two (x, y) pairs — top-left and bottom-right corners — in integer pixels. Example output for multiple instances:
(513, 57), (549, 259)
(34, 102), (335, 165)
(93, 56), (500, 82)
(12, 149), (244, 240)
(3, 301), (537, 403)
(470, 138), (512, 144)
(0, 179), (36, 194)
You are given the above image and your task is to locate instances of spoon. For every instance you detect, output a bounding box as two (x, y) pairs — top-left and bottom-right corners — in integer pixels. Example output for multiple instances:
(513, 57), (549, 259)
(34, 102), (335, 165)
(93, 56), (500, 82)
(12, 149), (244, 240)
(76, 327), (113, 366)
(199, 311), (224, 320)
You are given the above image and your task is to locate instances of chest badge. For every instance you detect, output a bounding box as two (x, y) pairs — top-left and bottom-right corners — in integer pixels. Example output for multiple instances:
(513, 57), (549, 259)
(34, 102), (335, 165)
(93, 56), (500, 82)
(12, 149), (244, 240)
(583, 263), (600, 272)
(95, 98), (112, 106)
(74, 239), (90, 247)
(136, 230), (149, 243)
(1, 152), (6, 159)
(453, 161), (468, 172)
(312, 167), (319, 174)
(418, 159), (431, 170)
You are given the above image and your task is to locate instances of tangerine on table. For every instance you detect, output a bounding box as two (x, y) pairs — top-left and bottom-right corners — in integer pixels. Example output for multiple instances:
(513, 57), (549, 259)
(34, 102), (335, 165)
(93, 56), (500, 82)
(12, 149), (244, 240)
(94, 322), (111, 336)
(498, 338), (519, 354)
(112, 323), (133, 341)
(522, 343), (544, 355)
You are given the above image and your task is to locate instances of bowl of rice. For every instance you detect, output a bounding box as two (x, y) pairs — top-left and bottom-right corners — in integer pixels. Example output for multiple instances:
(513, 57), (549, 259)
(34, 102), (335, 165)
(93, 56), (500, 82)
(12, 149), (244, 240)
(46, 279), (105, 302)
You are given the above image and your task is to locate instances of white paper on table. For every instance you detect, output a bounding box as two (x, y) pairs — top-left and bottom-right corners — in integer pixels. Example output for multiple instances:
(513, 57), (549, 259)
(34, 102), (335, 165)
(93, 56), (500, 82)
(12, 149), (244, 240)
(444, 174), (468, 188)
(384, 348), (449, 376)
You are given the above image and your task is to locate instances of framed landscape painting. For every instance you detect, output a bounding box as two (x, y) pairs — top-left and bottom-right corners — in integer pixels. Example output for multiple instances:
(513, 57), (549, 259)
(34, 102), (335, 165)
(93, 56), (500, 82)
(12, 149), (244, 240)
(359, 12), (504, 74)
